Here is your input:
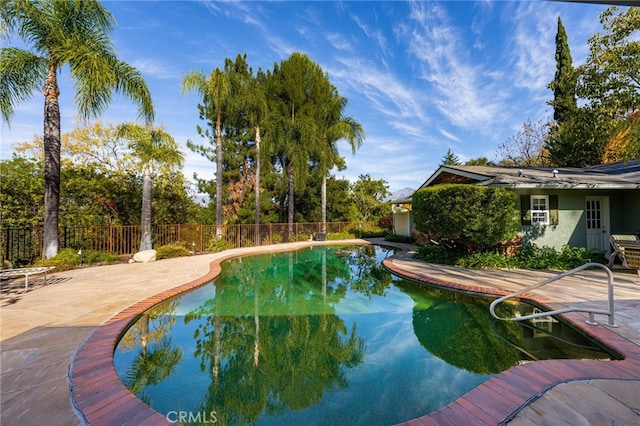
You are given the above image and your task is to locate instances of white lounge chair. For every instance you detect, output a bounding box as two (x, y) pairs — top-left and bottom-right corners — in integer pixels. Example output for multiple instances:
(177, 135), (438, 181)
(0, 266), (56, 291)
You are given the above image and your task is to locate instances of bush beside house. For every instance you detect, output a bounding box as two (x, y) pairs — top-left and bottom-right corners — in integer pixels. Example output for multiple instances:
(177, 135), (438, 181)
(412, 184), (520, 252)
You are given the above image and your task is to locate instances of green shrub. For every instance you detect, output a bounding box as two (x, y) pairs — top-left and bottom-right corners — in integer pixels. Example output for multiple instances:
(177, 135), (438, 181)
(514, 244), (595, 270)
(415, 242), (598, 271)
(35, 248), (80, 271)
(384, 232), (415, 244)
(81, 250), (120, 265)
(413, 184), (519, 252)
(208, 238), (230, 252)
(34, 248), (120, 271)
(414, 243), (464, 265)
(457, 252), (510, 269)
(351, 228), (386, 238)
(327, 232), (352, 240)
(156, 244), (191, 260)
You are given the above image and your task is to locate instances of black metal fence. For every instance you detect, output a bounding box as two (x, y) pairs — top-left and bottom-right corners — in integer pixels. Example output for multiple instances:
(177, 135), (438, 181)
(1, 221), (376, 266)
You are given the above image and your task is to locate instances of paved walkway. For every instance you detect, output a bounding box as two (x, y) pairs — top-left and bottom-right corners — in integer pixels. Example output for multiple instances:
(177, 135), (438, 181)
(1, 239), (639, 425)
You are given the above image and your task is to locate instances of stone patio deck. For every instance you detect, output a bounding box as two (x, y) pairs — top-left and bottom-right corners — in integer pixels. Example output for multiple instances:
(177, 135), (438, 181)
(1, 239), (638, 425)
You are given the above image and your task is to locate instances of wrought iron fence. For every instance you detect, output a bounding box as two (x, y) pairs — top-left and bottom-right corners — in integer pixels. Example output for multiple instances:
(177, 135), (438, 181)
(1, 221), (377, 265)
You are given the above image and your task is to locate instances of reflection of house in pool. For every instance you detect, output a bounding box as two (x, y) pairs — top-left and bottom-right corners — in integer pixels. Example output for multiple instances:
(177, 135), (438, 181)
(404, 284), (613, 376)
(390, 160), (640, 257)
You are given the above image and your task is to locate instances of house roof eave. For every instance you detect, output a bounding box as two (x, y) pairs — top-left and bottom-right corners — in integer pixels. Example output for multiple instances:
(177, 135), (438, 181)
(419, 165), (494, 188)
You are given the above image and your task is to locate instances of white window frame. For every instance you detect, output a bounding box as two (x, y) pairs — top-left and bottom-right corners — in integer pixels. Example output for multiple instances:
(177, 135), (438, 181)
(530, 195), (550, 226)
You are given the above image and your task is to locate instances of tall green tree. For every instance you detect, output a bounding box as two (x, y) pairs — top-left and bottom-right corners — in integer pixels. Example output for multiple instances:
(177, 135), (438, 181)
(182, 68), (231, 238)
(0, 156), (44, 228)
(577, 7), (640, 119)
(317, 92), (364, 236)
(350, 174), (389, 223)
(441, 148), (461, 165)
(548, 17), (577, 124)
(265, 53), (326, 239)
(0, 0), (154, 258)
(547, 7), (640, 166)
(117, 123), (184, 251)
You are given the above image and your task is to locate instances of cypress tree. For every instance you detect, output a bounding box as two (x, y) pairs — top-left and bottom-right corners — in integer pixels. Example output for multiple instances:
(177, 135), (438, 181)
(549, 17), (577, 124)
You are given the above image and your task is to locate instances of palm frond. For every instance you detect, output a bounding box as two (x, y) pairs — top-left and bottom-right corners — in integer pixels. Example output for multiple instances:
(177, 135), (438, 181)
(0, 47), (46, 122)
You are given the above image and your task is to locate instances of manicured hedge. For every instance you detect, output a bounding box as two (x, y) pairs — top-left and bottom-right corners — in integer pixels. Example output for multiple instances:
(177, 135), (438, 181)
(412, 184), (519, 252)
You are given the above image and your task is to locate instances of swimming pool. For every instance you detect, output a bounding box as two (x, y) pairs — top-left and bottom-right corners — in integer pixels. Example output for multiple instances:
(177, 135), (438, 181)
(113, 245), (612, 425)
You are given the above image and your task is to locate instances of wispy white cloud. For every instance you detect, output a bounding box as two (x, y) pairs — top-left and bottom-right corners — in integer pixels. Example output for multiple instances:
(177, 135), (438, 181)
(351, 14), (389, 57)
(197, 0), (294, 59)
(508, 2), (557, 93)
(129, 58), (179, 80)
(330, 56), (429, 132)
(326, 32), (353, 52)
(402, 1), (507, 132)
(439, 128), (460, 143)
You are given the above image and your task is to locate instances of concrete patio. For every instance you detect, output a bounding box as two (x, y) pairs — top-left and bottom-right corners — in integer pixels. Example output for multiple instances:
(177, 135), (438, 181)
(1, 239), (639, 425)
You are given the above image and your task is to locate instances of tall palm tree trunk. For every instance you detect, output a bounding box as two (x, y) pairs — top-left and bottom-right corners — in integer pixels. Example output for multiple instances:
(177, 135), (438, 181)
(43, 65), (61, 259)
(321, 175), (327, 236)
(215, 113), (223, 239)
(254, 126), (261, 245)
(139, 165), (153, 251)
(287, 163), (295, 242)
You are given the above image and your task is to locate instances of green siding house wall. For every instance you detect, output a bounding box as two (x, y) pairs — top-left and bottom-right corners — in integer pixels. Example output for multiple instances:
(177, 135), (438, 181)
(398, 161), (640, 257)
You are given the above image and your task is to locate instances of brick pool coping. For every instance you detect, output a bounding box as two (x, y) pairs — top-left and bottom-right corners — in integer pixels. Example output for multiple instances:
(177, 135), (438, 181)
(383, 258), (640, 425)
(70, 245), (640, 425)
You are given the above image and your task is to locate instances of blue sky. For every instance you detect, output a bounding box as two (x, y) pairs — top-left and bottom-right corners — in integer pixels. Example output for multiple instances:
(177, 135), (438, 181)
(0, 1), (618, 194)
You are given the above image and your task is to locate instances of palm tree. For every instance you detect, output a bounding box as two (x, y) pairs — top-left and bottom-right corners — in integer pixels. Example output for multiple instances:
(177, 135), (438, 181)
(124, 336), (183, 397)
(245, 73), (269, 243)
(0, 0), (154, 258)
(182, 69), (230, 238)
(318, 94), (364, 236)
(117, 123), (184, 251)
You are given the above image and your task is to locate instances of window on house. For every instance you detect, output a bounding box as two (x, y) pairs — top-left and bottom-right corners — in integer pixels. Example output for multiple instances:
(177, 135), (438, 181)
(531, 195), (549, 225)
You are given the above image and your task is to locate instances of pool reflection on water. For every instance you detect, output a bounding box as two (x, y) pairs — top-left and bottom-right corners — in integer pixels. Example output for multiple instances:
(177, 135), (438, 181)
(114, 245), (613, 425)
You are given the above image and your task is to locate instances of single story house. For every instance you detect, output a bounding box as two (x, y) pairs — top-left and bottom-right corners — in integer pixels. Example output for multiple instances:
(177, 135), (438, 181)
(390, 160), (640, 257)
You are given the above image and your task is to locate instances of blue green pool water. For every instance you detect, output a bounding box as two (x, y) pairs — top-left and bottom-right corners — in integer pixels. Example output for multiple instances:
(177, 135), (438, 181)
(114, 245), (611, 425)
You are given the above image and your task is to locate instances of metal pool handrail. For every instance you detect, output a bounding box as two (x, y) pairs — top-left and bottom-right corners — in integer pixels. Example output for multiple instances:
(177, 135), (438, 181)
(489, 262), (617, 328)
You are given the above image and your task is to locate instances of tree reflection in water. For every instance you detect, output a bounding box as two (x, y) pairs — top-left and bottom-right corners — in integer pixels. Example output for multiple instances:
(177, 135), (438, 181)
(115, 245), (611, 425)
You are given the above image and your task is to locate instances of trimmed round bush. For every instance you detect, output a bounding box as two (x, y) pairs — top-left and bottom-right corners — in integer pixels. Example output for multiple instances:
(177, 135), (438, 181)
(156, 244), (191, 259)
(413, 184), (520, 252)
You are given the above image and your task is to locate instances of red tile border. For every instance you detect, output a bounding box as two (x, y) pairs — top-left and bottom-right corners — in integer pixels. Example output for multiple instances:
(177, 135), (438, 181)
(69, 245), (640, 425)
(384, 257), (640, 425)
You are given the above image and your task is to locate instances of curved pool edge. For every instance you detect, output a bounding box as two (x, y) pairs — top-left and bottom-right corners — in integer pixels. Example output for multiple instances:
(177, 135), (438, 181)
(69, 239), (379, 425)
(383, 255), (640, 425)
(69, 239), (640, 425)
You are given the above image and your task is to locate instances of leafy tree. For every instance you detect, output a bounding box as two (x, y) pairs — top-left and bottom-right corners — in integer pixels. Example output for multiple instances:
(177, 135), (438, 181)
(0, 156), (44, 228)
(0, 0), (154, 258)
(325, 177), (355, 222)
(412, 184), (519, 252)
(265, 53), (327, 238)
(577, 7), (640, 120)
(497, 119), (551, 166)
(350, 174), (390, 223)
(547, 104), (610, 167)
(182, 68), (231, 238)
(603, 111), (640, 162)
(464, 157), (496, 166)
(441, 148), (461, 165)
(548, 17), (577, 124)
(546, 7), (640, 166)
(117, 123), (184, 251)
